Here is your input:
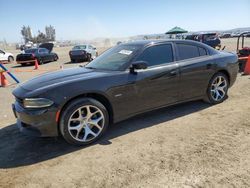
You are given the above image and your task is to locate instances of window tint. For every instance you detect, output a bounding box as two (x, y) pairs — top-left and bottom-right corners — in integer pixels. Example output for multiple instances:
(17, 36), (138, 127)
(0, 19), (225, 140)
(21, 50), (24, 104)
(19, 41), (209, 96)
(177, 44), (200, 60)
(39, 49), (47, 53)
(138, 44), (173, 66)
(25, 49), (38, 53)
(198, 47), (207, 56)
(44, 49), (49, 53)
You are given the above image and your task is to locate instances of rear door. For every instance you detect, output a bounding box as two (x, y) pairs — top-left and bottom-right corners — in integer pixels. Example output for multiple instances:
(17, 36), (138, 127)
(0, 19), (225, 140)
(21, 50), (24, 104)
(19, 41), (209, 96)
(175, 42), (215, 100)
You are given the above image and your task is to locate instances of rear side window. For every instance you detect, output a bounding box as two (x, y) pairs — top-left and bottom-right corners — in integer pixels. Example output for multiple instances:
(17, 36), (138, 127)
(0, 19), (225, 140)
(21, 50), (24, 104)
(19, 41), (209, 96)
(177, 44), (200, 60)
(138, 44), (173, 66)
(198, 47), (207, 56)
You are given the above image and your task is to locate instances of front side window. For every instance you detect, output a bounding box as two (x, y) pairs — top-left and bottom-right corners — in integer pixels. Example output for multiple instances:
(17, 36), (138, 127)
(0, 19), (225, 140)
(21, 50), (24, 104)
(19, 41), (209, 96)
(137, 44), (173, 67)
(177, 44), (200, 60)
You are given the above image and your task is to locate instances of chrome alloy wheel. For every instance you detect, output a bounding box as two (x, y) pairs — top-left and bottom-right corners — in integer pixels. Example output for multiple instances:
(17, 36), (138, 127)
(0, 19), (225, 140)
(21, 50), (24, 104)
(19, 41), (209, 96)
(68, 105), (105, 142)
(210, 75), (228, 101)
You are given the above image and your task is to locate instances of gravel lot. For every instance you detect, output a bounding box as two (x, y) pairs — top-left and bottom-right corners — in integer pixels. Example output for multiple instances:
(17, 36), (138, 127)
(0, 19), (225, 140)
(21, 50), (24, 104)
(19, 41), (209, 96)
(0, 38), (250, 187)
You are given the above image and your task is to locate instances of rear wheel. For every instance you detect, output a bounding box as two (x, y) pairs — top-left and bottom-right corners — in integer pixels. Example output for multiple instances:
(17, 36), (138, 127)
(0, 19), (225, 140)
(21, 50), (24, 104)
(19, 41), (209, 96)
(8, 56), (14, 62)
(54, 55), (58, 61)
(59, 98), (109, 146)
(205, 72), (229, 104)
(87, 54), (92, 62)
(38, 58), (43, 65)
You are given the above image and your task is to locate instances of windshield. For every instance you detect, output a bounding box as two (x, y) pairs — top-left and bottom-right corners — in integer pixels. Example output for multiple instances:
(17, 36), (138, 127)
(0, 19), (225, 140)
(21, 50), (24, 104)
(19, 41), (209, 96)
(85, 44), (141, 71)
(73, 45), (86, 50)
(24, 49), (38, 53)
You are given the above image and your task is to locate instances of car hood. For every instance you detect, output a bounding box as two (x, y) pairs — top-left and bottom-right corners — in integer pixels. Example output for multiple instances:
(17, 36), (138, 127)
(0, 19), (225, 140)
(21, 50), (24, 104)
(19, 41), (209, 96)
(19, 67), (108, 91)
(39, 43), (54, 53)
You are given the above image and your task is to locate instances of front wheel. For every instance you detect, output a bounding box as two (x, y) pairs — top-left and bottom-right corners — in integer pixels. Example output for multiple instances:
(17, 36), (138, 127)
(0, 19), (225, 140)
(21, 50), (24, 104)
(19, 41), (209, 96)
(205, 72), (229, 104)
(59, 98), (109, 145)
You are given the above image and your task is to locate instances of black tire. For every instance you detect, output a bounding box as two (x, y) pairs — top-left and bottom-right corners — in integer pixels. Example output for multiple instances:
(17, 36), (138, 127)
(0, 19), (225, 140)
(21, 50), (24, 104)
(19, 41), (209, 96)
(59, 98), (109, 146)
(87, 54), (92, 62)
(54, 55), (58, 61)
(204, 72), (229, 104)
(38, 58), (43, 65)
(71, 59), (75, 63)
(8, 56), (14, 62)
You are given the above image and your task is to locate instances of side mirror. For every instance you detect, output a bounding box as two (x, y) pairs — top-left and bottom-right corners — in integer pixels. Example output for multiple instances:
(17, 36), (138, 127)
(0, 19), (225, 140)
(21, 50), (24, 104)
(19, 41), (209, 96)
(93, 47), (97, 50)
(130, 61), (148, 73)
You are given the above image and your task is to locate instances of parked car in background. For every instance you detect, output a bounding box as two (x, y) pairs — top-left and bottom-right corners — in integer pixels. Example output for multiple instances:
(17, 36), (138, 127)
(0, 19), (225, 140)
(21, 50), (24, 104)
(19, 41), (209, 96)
(69, 44), (98, 63)
(186, 33), (221, 49)
(0, 49), (14, 62)
(220, 33), (231, 38)
(12, 40), (238, 145)
(16, 43), (58, 66)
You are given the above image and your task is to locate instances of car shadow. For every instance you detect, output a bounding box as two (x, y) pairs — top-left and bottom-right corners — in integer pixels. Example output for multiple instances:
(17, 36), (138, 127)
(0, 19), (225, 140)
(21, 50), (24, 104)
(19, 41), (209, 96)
(0, 100), (211, 169)
(11, 64), (31, 68)
(64, 61), (89, 65)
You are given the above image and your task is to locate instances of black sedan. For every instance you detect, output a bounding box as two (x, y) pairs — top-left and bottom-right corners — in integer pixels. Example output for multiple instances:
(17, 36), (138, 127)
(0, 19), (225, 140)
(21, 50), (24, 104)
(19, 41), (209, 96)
(69, 44), (98, 63)
(16, 43), (58, 66)
(12, 40), (238, 145)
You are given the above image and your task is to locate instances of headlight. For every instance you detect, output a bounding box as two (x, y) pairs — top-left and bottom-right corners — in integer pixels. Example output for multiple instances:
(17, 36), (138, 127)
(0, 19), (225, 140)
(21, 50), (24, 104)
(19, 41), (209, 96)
(23, 98), (54, 108)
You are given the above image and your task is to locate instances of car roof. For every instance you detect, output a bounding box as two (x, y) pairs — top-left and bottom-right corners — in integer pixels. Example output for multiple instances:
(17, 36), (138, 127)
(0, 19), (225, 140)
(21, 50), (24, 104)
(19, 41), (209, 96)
(122, 39), (218, 55)
(122, 39), (209, 47)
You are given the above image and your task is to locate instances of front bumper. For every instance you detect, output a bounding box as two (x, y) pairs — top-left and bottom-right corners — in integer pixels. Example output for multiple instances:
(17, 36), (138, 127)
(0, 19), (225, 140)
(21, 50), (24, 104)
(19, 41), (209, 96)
(12, 102), (59, 137)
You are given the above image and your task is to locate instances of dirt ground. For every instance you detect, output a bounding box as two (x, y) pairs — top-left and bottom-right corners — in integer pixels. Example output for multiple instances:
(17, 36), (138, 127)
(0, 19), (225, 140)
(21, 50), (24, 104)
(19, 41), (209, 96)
(0, 38), (250, 187)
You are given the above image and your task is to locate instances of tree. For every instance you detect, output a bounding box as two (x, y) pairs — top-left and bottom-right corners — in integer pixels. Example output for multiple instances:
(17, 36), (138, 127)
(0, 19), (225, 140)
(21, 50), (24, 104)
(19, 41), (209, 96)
(45, 25), (56, 41)
(20, 25), (56, 44)
(21, 26), (32, 43)
(35, 30), (48, 43)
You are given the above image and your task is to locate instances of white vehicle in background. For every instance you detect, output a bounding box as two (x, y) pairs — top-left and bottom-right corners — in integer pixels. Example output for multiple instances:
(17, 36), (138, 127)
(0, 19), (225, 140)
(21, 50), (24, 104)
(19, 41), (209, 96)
(69, 44), (98, 63)
(0, 49), (14, 62)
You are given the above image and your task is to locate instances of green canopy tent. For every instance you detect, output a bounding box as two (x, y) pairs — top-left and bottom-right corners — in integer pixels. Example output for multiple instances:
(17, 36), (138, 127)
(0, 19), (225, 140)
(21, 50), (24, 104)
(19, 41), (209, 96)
(165, 26), (188, 39)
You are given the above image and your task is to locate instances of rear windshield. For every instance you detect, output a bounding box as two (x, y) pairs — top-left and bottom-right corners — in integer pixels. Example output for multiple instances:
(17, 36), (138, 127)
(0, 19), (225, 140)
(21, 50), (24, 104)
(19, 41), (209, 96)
(24, 49), (37, 53)
(203, 34), (217, 40)
(73, 45), (86, 50)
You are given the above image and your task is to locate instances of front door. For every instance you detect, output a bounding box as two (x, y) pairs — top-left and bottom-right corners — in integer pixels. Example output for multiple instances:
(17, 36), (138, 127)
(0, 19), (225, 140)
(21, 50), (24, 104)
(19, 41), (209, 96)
(110, 43), (180, 120)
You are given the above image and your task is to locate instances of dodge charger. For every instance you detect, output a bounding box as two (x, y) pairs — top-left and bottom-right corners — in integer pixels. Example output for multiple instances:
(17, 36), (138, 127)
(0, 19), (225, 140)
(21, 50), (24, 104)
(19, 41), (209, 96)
(12, 40), (238, 145)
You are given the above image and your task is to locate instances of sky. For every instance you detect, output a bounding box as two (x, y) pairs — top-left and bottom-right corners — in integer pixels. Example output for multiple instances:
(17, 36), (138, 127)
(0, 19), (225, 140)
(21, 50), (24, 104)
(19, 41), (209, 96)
(0, 0), (250, 43)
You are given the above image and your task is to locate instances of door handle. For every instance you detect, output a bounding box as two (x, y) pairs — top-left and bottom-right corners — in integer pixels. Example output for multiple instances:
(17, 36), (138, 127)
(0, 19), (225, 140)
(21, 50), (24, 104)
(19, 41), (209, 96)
(170, 70), (178, 76)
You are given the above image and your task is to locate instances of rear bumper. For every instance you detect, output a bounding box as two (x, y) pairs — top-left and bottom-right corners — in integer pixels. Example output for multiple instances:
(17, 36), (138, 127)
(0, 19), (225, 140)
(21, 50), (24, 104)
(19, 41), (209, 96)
(70, 54), (88, 61)
(12, 102), (59, 137)
(16, 60), (36, 64)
